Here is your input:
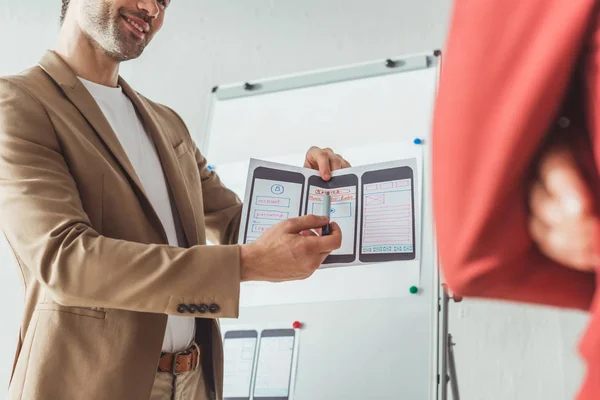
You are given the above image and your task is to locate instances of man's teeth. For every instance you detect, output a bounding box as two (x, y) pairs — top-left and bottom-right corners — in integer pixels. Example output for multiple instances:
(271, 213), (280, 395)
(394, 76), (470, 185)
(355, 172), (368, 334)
(126, 18), (144, 33)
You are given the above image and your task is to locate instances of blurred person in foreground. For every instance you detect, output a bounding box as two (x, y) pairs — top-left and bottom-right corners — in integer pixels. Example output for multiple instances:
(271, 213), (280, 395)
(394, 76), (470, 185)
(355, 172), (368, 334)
(433, 1), (600, 399)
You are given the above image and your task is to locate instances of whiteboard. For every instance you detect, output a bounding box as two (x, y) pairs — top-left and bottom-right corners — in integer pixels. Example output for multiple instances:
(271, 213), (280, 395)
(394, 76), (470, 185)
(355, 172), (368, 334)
(204, 51), (442, 400)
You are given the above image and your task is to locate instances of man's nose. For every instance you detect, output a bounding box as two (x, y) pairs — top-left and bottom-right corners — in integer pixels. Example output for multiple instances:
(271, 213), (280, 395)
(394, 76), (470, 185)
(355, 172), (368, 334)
(137, 0), (160, 19)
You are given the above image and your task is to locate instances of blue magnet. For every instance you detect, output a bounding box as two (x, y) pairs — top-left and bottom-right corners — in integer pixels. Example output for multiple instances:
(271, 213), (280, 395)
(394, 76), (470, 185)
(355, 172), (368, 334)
(413, 138), (423, 145)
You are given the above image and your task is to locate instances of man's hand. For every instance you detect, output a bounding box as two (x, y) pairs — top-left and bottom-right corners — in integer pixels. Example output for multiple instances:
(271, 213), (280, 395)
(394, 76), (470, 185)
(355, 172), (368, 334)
(304, 146), (351, 180)
(240, 215), (342, 282)
(528, 143), (600, 271)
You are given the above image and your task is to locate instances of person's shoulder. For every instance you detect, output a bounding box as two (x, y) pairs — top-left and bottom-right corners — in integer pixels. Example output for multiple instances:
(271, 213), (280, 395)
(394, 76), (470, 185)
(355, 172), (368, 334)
(0, 65), (60, 102)
(0, 67), (57, 143)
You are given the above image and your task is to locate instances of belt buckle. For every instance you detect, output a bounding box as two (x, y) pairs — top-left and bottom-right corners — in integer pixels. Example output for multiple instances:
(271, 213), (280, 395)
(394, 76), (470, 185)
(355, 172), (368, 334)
(172, 350), (187, 376)
(171, 343), (200, 376)
(192, 342), (201, 370)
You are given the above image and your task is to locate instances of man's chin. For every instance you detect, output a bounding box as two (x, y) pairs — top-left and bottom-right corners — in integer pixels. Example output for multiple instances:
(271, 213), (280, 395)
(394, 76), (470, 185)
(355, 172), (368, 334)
(107, 45), (146, 62)
(120, 50), (145, 61)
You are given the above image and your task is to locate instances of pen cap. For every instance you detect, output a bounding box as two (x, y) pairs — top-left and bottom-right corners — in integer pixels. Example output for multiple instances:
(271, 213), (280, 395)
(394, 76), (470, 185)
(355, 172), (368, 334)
(323, 193), (331, 218)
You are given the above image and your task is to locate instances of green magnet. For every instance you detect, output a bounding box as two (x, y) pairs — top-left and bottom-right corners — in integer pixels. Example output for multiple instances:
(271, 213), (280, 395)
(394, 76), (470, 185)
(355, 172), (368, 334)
(410, 286), (419, 294)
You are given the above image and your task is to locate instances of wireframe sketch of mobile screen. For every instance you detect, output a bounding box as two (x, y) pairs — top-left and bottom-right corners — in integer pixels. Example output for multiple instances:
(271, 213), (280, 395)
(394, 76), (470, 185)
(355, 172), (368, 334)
(244, 167), (305, 244)
(305, 174), (358, 264)
(253, 329), (296, 400)
(223, 330), (258, 400)
(360, 167), (416, 262)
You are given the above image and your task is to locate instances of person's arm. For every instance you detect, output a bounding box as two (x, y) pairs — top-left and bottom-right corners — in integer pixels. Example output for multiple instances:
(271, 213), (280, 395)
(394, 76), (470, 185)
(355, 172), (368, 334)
(432, 0), (597, 310)
(189, 140), (351, 247)
(0, 78), (242, 317)
(194, 146), (243, 245)
(0, 78), (343, 316)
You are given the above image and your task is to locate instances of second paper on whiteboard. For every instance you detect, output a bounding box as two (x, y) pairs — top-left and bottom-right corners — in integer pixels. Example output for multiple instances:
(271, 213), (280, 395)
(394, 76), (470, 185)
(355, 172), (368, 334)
(222, 323), (300, 400)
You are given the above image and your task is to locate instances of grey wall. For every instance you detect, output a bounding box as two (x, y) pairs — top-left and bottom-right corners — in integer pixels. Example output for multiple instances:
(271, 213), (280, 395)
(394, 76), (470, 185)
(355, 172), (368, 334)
(0, 0), (590, 398)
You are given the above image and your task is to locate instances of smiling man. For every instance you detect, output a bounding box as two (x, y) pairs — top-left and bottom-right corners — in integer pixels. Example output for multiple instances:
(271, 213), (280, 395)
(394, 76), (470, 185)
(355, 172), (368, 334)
(0, 1), (347, 399)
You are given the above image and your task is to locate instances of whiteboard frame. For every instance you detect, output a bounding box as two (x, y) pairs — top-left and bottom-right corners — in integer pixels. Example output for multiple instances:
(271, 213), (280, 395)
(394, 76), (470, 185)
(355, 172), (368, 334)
(201, 52), (439, 154)
(202, 50), (447, 400)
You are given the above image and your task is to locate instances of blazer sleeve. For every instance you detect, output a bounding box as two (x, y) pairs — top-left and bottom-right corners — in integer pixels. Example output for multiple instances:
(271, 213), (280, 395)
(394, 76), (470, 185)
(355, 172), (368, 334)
(0, 78), (241, 317)
(432, 0), (597, 310)
(194, 147), (243, 246)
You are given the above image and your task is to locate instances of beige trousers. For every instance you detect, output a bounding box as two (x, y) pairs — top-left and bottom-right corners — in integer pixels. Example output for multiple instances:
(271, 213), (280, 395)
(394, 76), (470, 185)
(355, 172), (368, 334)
(150, 364), (212, 400)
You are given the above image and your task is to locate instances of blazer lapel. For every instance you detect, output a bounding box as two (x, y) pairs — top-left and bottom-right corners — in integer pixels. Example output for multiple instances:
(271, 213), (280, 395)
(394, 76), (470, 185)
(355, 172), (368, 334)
(38, 51), (148, 203)
(119, 78), (200, 247)
(38, 50), (198, 247)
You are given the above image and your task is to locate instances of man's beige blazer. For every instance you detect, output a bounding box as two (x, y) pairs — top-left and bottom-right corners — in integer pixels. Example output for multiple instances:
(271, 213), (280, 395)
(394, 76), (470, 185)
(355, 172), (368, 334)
(0, 50), (243, 400)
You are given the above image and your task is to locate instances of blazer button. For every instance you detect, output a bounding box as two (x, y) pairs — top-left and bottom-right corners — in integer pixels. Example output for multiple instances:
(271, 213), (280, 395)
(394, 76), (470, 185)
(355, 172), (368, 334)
(198, 304), (209, 314)
(177, 304), (187, 313)
(209, 304), (220, 314)
(188, 304), (198, 313)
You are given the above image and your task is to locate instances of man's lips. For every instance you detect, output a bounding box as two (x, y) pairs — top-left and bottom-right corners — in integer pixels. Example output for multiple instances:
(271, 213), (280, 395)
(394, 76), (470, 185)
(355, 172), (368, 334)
(122, 14), (150, 37)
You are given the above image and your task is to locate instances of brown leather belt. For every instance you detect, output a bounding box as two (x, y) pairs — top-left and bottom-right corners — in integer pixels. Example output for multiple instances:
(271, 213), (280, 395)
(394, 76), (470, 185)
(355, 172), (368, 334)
(158, 343), (201, 375)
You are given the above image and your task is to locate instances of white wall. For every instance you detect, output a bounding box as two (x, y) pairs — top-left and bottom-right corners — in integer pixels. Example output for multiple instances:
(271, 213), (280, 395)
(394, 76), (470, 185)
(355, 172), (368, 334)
(0, 0), (590, 398)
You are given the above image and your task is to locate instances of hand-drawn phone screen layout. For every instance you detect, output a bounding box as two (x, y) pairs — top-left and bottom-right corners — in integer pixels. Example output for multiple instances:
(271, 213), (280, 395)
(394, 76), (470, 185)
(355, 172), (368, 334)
(253, 329), (296, 400)
(360, 167), (415, 262)
(305, 174), (358, 264)
(223, 330), (258, 400)
(244, 167), (304, 244)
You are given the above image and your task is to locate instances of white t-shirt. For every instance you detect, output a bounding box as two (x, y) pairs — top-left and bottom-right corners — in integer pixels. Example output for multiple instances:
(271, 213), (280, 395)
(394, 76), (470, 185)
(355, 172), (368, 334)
(79, 77), (195, 353)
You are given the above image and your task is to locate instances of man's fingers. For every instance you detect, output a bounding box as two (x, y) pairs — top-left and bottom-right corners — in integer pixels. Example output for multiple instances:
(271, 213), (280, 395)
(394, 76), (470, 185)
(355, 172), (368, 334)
(305, 147), (343, 180)
(284, 215), (329, 233)
(539, 146), (593, 217)
(306, 151), (332, 180)
(300, 229), (319, 237)
(330, 155), (343, 171)
(340, 156), (351, 168)
(320, 221), (343, 252)
(304, 147), (350, 179)
(324, 148), (344, 172)
(301, 222), (342, 253)
(315, 151), (333, 180)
